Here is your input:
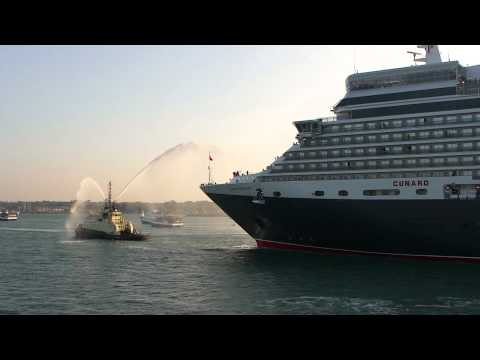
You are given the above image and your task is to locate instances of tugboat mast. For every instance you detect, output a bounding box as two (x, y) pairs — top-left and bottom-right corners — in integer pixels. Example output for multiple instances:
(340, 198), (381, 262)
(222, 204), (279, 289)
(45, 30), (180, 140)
(75, 179), (148, 241)
(108, 181), (112, 210)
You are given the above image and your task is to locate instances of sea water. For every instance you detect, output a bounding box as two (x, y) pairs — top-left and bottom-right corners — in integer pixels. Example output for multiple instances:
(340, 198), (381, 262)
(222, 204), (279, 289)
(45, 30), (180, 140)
(1, 214), (480, 314)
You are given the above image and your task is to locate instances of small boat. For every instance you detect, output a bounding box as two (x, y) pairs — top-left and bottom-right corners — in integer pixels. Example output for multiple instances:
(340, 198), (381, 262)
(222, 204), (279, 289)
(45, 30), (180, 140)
(141, 211), (184, 228)
(75, 182), (148, 241)
(0, 210), (18, 221)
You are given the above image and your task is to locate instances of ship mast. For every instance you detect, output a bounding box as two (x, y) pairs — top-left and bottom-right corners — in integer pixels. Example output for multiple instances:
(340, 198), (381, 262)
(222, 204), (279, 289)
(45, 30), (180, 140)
(108, 181), (112, 210)
(408, 45), (442, 65)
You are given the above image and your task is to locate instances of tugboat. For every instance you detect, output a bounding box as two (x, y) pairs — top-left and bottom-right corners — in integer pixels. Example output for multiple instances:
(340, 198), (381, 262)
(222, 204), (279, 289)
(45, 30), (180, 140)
(75, 182), (148, 241)
(0, 210), (18, 221)
(141, 210), (184, 228)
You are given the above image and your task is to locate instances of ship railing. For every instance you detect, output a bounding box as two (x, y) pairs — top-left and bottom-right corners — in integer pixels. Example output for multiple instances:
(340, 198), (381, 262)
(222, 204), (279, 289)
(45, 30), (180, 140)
(458, 87), (480, 96)
(457, 79), (480, 96)
(200, 174), (258, 187)
(318, 116), (337, 123)
(228, 174), (256, 184)
(288, 143), (301, 151)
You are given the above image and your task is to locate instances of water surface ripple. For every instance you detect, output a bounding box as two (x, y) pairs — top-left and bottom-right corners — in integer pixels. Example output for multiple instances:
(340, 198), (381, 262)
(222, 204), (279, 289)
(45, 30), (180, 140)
(1, 214), (480, 314)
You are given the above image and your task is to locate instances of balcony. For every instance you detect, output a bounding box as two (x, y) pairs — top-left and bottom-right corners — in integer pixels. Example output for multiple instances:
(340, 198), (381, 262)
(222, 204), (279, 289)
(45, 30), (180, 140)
(228, 174), (256, 184)
(457, 79), (480, 96)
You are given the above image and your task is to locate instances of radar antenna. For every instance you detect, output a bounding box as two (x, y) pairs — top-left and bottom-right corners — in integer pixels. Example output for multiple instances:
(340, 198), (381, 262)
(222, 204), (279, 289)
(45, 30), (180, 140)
(409, 45), (442, 65)
(407, 50), (422, 65)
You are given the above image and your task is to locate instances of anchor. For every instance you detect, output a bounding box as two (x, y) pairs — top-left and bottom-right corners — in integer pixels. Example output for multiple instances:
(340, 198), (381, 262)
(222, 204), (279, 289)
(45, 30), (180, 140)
(252, 188), (266, 205)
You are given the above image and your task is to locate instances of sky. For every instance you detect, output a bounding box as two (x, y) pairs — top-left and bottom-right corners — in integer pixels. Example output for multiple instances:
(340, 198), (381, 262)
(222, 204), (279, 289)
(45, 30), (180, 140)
(1, 45), (479, 201)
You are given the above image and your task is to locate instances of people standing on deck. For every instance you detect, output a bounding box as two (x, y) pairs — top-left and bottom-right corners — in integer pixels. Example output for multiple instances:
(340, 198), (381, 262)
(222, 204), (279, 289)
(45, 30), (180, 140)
(232, 170), (252, 177)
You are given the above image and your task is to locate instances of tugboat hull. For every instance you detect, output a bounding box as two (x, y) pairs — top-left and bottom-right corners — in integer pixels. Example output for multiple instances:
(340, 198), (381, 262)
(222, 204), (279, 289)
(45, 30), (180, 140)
(75, 227), (148, 241)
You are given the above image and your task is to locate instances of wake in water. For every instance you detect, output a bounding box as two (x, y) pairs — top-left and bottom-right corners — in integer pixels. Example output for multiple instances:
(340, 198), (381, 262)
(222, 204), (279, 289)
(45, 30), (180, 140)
(59, 240), (85, 244)
(232, 244), (257, 249)
(261, 296), (400, 315)
(0, 227), (65, 233)
(125, 245), (158, 251)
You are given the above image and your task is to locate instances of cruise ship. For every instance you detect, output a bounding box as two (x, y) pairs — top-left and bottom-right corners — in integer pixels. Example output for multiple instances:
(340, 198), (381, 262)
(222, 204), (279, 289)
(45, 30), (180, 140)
(201, 45), (480, 262)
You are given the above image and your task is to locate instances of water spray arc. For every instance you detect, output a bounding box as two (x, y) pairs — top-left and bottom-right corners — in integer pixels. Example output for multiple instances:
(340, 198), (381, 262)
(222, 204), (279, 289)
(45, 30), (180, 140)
(65, 177), (107, 232)
(115, 158), (158, 201)
(115, 142), (220, 202)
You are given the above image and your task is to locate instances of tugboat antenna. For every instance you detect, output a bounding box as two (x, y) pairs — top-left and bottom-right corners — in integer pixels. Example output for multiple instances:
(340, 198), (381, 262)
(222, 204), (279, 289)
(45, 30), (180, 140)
(108, 181), (112, 210)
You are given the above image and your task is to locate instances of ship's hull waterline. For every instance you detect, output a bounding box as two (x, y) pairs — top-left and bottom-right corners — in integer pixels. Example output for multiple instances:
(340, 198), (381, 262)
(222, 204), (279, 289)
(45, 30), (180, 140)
(204, 192), (480, 262)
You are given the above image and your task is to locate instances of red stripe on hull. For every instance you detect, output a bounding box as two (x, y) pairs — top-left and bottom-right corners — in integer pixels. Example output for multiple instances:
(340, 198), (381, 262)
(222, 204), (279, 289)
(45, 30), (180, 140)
(256, 239), (480, 264)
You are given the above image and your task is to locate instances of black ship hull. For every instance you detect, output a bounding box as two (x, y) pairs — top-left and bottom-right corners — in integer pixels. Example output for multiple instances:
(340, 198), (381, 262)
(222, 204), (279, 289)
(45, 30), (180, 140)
(75, 227), (148, 241)
(205, 192), (480, 262)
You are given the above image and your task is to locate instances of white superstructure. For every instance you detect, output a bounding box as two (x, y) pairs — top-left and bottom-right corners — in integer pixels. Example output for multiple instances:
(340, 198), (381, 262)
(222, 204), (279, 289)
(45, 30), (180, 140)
(206, 45), (480, 202)
(200, 46), (480, 261)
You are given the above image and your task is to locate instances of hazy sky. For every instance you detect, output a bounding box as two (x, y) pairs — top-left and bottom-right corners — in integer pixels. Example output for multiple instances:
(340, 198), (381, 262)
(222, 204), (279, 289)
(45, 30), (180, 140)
(1, 45), (479, 201)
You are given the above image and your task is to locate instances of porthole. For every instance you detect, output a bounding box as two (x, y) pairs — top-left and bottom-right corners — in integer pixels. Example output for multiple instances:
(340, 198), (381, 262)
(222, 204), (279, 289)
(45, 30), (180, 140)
(338, 190), (349, 197)
(313, 191), (324, 197)
(416, 189), (428, 195)
(273, 191), (282, 197)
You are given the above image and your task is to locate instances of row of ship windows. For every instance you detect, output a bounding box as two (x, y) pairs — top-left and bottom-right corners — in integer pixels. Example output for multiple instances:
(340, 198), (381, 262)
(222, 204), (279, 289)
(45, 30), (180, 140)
(261, 170), (477, 182)
(287, 141), (480, 160)
(271, 189), (427, 198)
(298, 113), (480, 134)
(301, 126), (480, 148)
(346, 69), (457, 91)
(312, 189), (426, 197)
(276, 156), (480, 171)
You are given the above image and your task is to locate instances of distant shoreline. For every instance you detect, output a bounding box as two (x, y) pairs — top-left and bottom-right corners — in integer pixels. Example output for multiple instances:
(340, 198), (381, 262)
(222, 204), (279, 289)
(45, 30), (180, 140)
(0, 200), (226, 217)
